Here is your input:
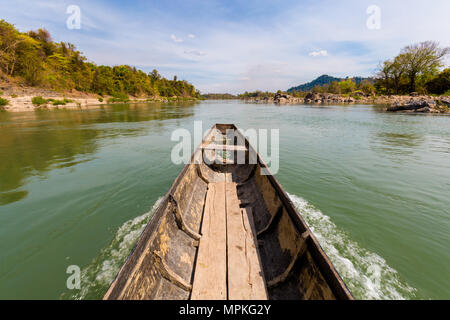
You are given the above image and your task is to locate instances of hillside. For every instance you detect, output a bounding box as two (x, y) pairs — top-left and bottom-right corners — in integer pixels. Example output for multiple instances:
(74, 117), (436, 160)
(288, 74), (371, 92)
(0, 19), (200, 99)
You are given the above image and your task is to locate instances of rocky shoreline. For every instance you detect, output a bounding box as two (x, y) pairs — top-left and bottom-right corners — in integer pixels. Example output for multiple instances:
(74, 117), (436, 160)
(242, 93), (450, 114)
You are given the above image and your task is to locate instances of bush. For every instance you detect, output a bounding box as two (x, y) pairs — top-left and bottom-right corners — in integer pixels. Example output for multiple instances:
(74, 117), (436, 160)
(32, 96), (48, 106)
(11, 94), (18, 98)
(51, 98), (72, 106)
(0, 97), (9, 107)
(52, 100), (67, 106)
(98, 97), (103, 102)
(425, 69), (450, 94)
(107, 92), (129, 103)
(0, 90), (3, 95)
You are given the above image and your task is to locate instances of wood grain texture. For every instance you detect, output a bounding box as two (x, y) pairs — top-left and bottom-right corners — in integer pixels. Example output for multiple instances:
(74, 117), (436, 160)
(191, 182), (227, 300)
(226, 182), (268, 300)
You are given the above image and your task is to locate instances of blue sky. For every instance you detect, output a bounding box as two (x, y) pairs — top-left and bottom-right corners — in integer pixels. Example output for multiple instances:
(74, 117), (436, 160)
(1, 0), (450, 93)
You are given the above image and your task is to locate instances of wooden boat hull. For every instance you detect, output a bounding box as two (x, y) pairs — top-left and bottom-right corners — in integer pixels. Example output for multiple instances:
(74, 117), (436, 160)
(104, 124), (353, 300)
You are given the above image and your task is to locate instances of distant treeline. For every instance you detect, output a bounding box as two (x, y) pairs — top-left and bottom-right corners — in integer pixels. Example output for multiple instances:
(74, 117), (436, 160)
(237, 91), (276, 99)
(0, 19), (200, 98)
(201, 93), (237, 99)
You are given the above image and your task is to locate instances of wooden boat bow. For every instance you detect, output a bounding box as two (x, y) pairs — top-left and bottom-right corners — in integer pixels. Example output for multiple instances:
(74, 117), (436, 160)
(103, 124), (353, 300)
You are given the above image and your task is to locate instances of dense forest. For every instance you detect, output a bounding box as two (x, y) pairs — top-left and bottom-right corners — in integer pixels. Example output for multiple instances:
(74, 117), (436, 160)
(0, 19), (200, 98)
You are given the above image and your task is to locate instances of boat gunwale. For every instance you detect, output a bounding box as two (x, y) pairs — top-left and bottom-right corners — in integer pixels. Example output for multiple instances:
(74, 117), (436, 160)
(103, 126), (216, 299)
(233, 125), (353, 300)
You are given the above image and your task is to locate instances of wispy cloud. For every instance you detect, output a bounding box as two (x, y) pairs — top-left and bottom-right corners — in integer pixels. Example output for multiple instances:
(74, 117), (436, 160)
(188, 34), (195, 39)
(170, 34), (184, 43)
(309, 50), (328, 57)
(184, 49), (206, 56)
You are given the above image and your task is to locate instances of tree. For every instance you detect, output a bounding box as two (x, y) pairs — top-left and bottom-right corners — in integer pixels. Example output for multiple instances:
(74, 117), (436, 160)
(338, 79), (356, 94)
(426, 68), (450, 94)
(400, 41), (450, 92)
(377, 60), (393, 94)
(16, 35), (42, 85)
(149, 69), (161, 82)
(328, 81), (341, 94)
(0, 20), (23, 76)
(358, 80), (376, 95)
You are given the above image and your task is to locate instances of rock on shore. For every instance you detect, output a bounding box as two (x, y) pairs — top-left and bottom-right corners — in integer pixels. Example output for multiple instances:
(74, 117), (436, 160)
(242, 93), (450, 114)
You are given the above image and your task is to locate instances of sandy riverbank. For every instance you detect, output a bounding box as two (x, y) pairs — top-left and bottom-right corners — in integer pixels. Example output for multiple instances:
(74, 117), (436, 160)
(0, 95), (175, 112)
(0, 85), (195, 112)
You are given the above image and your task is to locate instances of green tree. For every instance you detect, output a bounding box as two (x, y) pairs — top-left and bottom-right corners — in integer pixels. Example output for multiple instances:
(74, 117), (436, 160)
(338, 79), (356, 94)
(358, 80), (376, 95)
(400, 41), (450, 92)
(328, 81), (341, 94)
(0, 19), (23, 76)
(426, 68), (450, 94)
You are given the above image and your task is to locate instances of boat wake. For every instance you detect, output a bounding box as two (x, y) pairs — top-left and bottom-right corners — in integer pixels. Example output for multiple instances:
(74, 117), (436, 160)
(288, 193), (417, 300)
(65, 194), (416, 300)
(65, 198), (163, 300)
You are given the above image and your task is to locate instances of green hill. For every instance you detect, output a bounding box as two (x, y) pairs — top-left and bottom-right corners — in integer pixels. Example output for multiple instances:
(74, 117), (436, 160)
(288, 74), (371, 92)
(0, 19), (200, 98)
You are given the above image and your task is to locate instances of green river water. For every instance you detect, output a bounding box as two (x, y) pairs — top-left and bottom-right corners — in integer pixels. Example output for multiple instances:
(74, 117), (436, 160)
(0, 101), (448, 300)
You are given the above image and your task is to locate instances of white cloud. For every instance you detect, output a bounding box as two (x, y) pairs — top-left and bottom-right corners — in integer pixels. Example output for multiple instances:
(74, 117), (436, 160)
(170, 34), (184, 43)
(309, 50), (328, 57)
(188, 34), (195, 39)
(184, 49), (206, 56)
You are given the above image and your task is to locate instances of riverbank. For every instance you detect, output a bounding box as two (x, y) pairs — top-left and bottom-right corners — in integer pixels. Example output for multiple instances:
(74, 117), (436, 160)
(242, 93), (450, 114)
(0, 85), (198, 112)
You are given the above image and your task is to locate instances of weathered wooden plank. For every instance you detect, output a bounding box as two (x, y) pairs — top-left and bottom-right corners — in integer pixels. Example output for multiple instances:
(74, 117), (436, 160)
(191, 182), (227, 300)
(226, 182), (268, 300)
(202, 144), (247, 152)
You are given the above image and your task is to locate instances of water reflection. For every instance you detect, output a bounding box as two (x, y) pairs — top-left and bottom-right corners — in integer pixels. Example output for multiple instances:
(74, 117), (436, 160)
(371, 131), (425, 160)
(0, 102), (196, 205)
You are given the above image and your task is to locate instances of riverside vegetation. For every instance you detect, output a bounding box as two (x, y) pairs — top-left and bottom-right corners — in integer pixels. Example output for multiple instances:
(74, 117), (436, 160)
(238, 41), (450, 114)
(0, 19), (200, 111)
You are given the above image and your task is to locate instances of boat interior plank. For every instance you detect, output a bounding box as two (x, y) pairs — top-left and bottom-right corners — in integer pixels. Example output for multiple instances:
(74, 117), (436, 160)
(226, 182), (268, 300)
(191, 182), (227, 300)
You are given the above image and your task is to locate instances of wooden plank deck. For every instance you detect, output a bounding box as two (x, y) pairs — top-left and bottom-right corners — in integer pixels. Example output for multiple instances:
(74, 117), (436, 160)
(191, 182), (227, 300)
(226, 182), (268, 300)
(202, 144), (247, 151)
(191, 180), (268, 300)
